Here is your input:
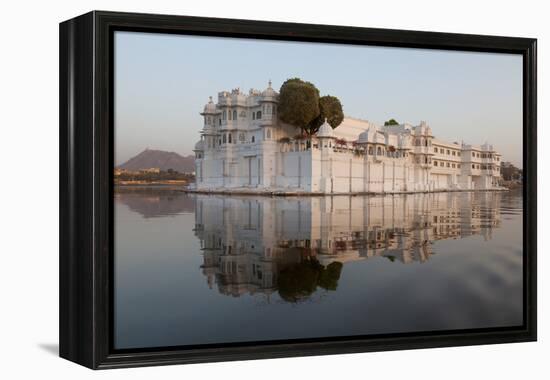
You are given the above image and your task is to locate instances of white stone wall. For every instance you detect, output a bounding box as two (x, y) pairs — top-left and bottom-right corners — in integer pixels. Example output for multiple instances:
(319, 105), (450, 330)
(195, 143), (501, 193)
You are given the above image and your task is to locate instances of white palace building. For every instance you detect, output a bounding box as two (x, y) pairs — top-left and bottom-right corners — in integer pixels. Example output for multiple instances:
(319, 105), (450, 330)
(193, 82), (503, 194)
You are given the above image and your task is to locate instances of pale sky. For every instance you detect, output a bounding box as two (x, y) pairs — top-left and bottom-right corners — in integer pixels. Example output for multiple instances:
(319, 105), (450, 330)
(114, 31), (523, 167)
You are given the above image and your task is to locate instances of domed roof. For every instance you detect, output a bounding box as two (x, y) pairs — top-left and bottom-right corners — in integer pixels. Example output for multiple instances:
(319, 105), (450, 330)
(357, 130), (370, 144)
(316, 119), (334, 138)
(202, 96), (217, 113)
(261, 80), (277, 99)
(357, 124), (379, 144)
(194, 140), (205, 151)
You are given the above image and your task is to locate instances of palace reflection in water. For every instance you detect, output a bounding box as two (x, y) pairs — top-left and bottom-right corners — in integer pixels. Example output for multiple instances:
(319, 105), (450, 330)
(114, 188), (522, 349)
(196, 192), (501, 300)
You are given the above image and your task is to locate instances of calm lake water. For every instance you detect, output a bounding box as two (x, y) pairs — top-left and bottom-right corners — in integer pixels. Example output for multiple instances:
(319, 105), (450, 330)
(114, 188), (523, 349)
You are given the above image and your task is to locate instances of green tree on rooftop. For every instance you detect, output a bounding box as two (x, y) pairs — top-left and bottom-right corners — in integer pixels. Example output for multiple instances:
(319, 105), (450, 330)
(278, 78), (344, 136)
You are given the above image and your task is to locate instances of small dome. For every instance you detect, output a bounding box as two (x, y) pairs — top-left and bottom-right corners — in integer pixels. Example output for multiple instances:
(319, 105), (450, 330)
(316, 119), (334, 138)
(357, 124), (379, 144)
(194, 140), (205, 151)
(357, 130), (370, 144)
(261, 80), (277, 99)
(203, 96), (217, 113)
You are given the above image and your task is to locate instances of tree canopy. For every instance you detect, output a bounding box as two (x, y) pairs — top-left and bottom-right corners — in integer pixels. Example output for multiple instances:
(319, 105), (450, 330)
(278, 78), (344, 136)
(277, 78), (320, 135)
(310, 95), (345, 133)
(277, 259), (343, 303)
(384, 118), (399, 126)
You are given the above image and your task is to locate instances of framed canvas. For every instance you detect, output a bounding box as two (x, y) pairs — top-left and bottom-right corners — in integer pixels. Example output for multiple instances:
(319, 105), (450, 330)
(59, 11), (537, 369)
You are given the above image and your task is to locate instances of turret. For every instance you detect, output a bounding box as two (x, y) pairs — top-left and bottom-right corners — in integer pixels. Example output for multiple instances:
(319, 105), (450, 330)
(200, 96), (220, 128)
(316, 119), (335, 150)
(200, 96), (220, 151)
(357, 123), (385, 158)
(259, 80), (278, 125)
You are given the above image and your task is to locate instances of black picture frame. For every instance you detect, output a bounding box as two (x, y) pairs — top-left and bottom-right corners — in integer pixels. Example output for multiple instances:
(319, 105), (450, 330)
(59, 10), (537, 369)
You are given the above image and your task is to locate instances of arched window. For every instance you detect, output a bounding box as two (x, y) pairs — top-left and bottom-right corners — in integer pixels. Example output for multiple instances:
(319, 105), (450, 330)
(377, 147), (382, 155)
(222, 134), (226, 143)
(424, 139), (428, 147)
(233, 110), (237, 120)
(257, 111), (262, 119)
(266, 129), (271, 139)
(251, 136), (255, 143)
(218, 118), (221, 125)
(228, 134), (232, 143)
(228, 110), (232, 120)
(222, 110), (226, 120)
(368, 146), (373, 155)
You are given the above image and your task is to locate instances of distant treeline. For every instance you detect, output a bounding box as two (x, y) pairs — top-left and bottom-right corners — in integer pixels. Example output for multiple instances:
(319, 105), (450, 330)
(115, 169), (194, 183)
(501, 163), (522, 182)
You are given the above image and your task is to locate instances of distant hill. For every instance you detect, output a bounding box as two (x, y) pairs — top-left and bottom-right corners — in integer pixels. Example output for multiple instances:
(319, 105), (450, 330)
(118, 149), (194, 173)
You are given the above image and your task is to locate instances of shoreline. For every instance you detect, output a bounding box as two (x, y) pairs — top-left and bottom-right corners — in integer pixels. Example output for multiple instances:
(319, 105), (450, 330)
(114, 181), (190, 188)
(183, 188), (509, 197)
(115, 184), (511, 197)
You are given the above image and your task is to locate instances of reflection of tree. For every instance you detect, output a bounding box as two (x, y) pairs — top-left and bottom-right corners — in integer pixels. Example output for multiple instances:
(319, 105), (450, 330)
(319, 262), (343, 290)
(277, 258), (343, 303)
